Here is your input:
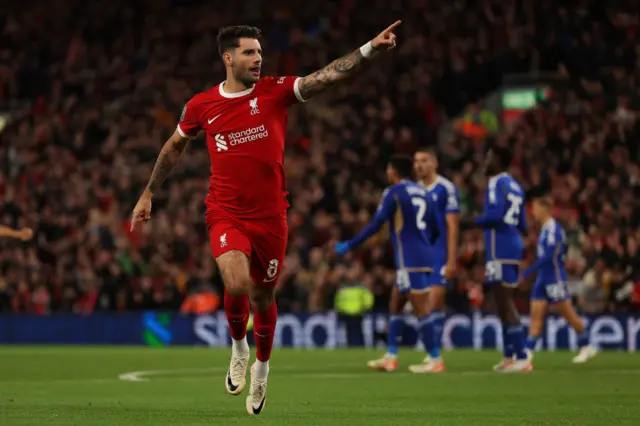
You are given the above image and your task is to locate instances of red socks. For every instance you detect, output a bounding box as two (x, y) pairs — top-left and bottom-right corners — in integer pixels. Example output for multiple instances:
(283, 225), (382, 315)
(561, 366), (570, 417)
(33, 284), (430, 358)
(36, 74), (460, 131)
(253, 301), (277, 362)
(224, 289), (277, 362)
(223, 289), (250, 340)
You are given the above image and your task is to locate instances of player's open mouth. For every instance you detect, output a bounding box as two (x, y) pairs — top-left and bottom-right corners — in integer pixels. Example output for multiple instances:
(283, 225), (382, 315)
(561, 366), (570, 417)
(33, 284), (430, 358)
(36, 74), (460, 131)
(250, 67), (261, 77)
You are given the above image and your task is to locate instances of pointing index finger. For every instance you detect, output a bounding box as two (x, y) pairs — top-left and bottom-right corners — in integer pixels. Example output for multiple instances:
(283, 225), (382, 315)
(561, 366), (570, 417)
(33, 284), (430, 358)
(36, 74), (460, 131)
(384, 20), (402, 33)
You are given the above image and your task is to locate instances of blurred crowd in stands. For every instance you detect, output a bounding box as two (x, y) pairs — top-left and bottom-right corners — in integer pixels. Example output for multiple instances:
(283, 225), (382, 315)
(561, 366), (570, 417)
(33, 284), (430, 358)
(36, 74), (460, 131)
(1, 0), (640, 315)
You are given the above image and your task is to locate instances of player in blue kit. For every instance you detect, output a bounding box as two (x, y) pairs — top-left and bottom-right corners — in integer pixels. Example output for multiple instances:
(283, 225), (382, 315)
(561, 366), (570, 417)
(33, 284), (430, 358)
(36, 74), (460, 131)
(334, 154), (441, 372)
(466, 147), (531, 372)
(522, 196), (597, 364)
(408, 147), (460, 374)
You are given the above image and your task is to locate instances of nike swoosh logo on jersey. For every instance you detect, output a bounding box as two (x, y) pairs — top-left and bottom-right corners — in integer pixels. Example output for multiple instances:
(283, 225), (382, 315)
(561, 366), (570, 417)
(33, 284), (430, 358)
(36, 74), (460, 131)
(208, 114), (222, 124)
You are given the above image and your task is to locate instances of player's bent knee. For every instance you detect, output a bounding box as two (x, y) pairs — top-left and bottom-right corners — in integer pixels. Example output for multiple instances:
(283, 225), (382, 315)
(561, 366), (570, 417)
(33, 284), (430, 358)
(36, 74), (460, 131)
(554, 299), (573, 315)
(556, 300), (584, 329)
(389, 287), (405, 314)
(226, 284), (246, 297)
(217, 250), (252, 296)
(494, 285), (519, 323)
(249, 286), (275, 313)
(409, 292), (430, 317)
(506, 306), (521, 324)
(499, 302), (519, 324)
(429, 287), (446, 310)
(530, 300), (547, 317)
(493, 295), (510, 321)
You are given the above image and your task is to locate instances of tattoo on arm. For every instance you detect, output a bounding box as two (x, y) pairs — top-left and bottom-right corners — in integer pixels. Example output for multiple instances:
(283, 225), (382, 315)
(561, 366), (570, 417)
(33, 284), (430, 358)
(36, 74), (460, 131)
(146, 136), (189, 194)
(298, 49), (367, 100)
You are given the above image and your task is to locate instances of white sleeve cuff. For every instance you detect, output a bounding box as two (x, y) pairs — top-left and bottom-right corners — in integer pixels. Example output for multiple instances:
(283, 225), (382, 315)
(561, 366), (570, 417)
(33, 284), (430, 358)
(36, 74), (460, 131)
(176, 124), (195, 139)
(293, 77), (307, 103)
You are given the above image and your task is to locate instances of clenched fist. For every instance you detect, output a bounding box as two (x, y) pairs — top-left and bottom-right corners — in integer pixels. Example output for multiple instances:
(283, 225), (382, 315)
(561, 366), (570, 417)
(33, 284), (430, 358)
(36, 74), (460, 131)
(130, 193), (152, 231)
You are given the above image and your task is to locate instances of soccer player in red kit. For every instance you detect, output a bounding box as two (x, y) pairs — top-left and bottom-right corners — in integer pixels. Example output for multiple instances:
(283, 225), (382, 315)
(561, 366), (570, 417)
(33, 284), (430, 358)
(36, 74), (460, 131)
(131, 22), (401, 414)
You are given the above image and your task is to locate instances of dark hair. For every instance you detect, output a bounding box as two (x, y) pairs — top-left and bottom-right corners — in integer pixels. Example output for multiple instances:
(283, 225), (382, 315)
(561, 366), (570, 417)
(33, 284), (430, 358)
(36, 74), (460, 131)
(416, 146), (437, 159)
(388, 154), (414, 179)
(217, 25), (262, 57)
(492, 146), (513, 169)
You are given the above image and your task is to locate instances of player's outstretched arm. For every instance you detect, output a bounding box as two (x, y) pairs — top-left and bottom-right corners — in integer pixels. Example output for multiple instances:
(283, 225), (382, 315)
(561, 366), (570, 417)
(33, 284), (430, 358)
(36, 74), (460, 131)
(334, 213), (388, 257)
(335, 190), (396, 256)
(131, 129), (190, 230)
(297, 20), (401, 100)
(0, 225), (33, 241)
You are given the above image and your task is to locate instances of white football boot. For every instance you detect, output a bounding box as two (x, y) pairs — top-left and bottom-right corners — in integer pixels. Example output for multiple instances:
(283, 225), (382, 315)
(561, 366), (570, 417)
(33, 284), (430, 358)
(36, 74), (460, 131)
(225, 351), (249, 395)
(246, 363), (268, 415)
(572, 345), (597, 364)
(409, 357), (446, 374)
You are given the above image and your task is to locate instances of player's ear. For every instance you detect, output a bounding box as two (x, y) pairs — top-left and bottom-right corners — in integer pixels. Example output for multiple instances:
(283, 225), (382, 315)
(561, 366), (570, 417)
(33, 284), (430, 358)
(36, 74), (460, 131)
(223, 51), (233, 67)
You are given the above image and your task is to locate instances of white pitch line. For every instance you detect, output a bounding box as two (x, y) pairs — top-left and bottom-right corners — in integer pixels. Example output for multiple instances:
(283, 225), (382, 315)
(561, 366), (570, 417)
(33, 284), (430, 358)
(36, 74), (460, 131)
(117, 364), (354, 382)
(1, 378), (118, 386)
(118, 367), (223, 382)
(118, 367), (640, 382)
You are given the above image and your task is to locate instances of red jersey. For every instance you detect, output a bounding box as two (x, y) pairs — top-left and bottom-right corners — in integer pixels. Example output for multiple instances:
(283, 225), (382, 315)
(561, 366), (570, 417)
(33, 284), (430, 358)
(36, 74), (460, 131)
(177, 76), (306, 218)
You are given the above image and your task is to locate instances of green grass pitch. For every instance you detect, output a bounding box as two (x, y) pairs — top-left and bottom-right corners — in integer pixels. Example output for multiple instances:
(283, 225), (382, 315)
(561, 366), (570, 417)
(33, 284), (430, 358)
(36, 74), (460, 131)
(0, 347), (638, 425)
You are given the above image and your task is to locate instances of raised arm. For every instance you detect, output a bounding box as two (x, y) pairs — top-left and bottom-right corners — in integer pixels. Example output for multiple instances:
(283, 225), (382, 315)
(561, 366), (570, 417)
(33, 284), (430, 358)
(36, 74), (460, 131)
(0, 225), (33, 241)
(131, 129), (190, 230)
(297, 21), (401, 101)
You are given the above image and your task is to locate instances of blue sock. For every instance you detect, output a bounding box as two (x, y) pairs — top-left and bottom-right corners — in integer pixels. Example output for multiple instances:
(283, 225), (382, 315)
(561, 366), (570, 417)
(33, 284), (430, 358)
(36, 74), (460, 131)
(506, 324), (527, 360)
(577, 329), (590, 348)
(525, 335), (540, 351)
(387, 315), (405, 355)
(418, 315), (439, 359)
(502, 327), (514, 359)
(430, 310), (445, 359)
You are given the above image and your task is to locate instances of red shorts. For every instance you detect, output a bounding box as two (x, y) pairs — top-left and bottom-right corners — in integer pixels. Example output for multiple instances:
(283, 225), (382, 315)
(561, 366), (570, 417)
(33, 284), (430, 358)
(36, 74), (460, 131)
(206, 208), (288, 288)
